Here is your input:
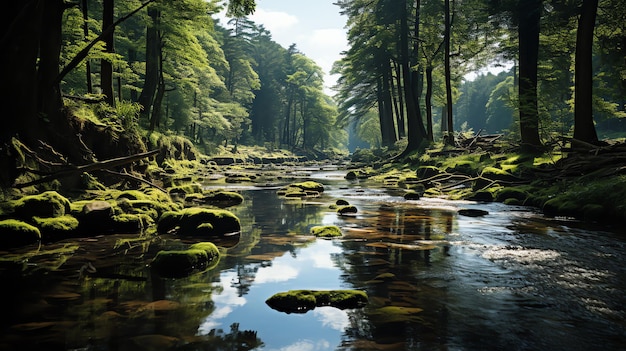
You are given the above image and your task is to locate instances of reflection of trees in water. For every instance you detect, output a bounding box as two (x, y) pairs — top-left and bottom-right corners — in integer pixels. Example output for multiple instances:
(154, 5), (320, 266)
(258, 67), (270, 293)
(224, 189), (328, 296)
(334, 205), (456, 349)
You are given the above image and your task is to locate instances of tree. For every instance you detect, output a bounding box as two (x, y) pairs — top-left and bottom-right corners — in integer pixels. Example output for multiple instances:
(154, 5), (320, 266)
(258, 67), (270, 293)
(573, 0), (600, 144)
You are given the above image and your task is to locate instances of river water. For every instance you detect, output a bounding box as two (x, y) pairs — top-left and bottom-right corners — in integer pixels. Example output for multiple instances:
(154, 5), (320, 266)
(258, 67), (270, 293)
(1, 168), (625, 350)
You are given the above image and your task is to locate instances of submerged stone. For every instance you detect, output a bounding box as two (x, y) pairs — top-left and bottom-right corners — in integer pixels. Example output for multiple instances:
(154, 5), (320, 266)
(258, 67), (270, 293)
(458, 209), (489, 217)
(266, 290), (368, 314)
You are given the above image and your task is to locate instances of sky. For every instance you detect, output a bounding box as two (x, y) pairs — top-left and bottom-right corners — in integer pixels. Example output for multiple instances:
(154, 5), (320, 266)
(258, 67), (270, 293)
(216, 0), (348, 95)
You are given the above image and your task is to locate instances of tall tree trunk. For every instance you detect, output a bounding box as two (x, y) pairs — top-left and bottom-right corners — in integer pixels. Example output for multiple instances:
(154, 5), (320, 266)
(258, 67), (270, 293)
(138, 6), (160, 121)
(101, 0), (115, 106)
(36, 0), (65, 136)
(399, 0), (427, 156)
(81, 0), (93, 94)
(425, 65), (434, 141)
(382, 61), (398, 145)
(573, 0), (599, 144)
(149, 48), (165, 131)
(444, 0), (454, 146)
(517, 0), (543, 151)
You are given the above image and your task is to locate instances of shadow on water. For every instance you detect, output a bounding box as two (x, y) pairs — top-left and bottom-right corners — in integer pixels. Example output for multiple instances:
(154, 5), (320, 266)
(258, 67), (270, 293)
(1, 168), (625, 350)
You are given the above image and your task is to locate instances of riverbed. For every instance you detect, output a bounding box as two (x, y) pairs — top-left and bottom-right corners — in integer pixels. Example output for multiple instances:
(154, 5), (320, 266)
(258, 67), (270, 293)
(1, 168), (624, 350)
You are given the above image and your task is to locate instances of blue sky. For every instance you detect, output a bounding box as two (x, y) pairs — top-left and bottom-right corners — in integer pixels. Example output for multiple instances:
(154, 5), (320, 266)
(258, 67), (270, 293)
(217, 0), (348, 94)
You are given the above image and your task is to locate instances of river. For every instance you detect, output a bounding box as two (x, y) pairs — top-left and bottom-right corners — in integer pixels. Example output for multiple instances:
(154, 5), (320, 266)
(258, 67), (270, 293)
(1, 167), (624, 350)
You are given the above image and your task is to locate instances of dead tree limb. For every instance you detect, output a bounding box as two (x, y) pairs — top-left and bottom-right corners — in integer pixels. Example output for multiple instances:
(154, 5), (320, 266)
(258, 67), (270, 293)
(100, 169), (167, 194)
(14, 149), (159, 189)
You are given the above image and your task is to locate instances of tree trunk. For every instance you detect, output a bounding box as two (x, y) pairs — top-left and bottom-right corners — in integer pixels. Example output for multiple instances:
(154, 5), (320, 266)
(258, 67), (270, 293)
(573, 0), (599, 145)
(81, 0), (93, 94)
(138, 6), (160, 121)
(399, 0), (427, 156)
(517, 0), (543, 151)
(425, 65), (434, 141)
(444, 0), (454, 146)
(101, 0), (115, 107)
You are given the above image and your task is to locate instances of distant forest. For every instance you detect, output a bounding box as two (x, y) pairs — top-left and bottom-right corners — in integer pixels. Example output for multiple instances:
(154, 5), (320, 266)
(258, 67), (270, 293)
(1, 0), (625, 162)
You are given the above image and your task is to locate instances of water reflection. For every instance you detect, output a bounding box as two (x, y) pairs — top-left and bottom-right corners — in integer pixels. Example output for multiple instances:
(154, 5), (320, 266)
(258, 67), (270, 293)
(1, 174), (625, 350)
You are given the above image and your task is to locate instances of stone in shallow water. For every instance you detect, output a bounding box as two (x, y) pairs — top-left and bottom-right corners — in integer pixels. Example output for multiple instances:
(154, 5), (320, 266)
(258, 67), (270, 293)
(458, 208), (489, 217)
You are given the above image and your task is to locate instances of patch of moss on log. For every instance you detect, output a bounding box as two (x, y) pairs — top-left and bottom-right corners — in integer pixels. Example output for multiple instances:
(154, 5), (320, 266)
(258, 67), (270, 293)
(266, 290), (368, 314)
(0, 219), (41, 249)
(310, 225), (342, 238)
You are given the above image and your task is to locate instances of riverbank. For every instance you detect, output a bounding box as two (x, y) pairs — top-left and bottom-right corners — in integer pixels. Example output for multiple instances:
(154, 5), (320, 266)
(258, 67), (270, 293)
(352, 141), (626, 228)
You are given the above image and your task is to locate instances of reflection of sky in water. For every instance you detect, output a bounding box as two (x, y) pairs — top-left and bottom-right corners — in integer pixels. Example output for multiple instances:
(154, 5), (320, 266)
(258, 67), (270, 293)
(198, 239), (347, 350)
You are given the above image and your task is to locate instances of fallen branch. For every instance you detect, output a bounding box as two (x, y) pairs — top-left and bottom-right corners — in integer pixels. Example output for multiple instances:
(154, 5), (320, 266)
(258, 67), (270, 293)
(100, 169), (167, 194)
(14, 149), (159, 188)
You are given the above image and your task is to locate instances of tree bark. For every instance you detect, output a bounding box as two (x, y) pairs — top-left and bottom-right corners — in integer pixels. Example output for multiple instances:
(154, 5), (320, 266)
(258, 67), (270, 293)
(444, 0), (454, 146)
(81, 0), (93, 94)
(101, 0), (115, 106)
(573, 0), (599, 145)
(517, 0), (543, 151)
(138, 5), (160, 121)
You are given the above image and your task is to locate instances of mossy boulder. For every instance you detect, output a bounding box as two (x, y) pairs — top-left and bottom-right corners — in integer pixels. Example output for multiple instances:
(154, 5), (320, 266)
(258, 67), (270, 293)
(336, 199), (350, 206)
(185, 191), (244, 208)
(33, 215), (79, 241)
(168, 183), (203, 197)
(157, 207), (241, 236)
(12, 191), (71, 219)
(337, 205), (358, 215)
(0, 219), (41, 249)
(151, 242), (220, 278)
(266, 290), (368, 314)
(495, 187), (529, 203)
(290, 181), (325, 193)
(345, 171), (358, 180)
(310, 225), (342, 238)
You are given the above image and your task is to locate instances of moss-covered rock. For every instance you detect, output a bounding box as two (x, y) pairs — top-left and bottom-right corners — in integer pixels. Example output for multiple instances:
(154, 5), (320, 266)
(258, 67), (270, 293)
(266, 290), (368, 314)
(12, 191), (71, 219)
(290, 181), (325, 193)
(0, 219), (41, 249)
(336, 199), (350, 206)
(495, 187), (529, 203)
(151, 241), (220, 278)
(310, 225), (342, 238)
(337, 205), (358, 215)
(157, 207), (240, 236)
(184, 191), (244, 208)
(33, 215), (79, 241)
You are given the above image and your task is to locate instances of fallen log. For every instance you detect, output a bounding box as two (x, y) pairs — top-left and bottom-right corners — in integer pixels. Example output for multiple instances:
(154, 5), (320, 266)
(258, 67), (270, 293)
(14, 149), (159, 189)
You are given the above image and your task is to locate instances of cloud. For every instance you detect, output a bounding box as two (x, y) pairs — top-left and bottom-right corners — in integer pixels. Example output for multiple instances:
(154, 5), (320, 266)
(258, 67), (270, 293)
(249, 9), (299, 33)
(267, 339), (332, 351)
(313, 307), (350, 331)
(255, 261), (299, 283)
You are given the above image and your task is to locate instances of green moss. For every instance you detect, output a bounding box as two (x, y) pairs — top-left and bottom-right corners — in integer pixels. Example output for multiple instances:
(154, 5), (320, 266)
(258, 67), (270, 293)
(0, 219), (41, 249)
(156, 207), (241, 236)
(310, 225), (342, 238)
(13, 191), (71, 219)
(337, 205), (358, 215)
(266, 290), (368, 314)
(290, 181), (325, 193)
(185, 191), (244, 208)
(495, 187), (529, 203)
(168, 183), (203, 196)
(151, 249), (208, 278)
(33, 215), (79, 240)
